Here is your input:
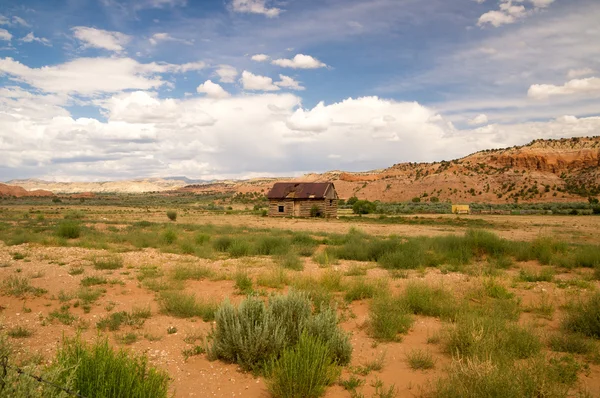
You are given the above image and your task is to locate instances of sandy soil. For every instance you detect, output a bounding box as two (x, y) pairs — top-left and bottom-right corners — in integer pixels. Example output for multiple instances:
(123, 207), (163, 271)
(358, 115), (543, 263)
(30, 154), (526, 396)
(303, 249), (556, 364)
(1, 212), (599, 397)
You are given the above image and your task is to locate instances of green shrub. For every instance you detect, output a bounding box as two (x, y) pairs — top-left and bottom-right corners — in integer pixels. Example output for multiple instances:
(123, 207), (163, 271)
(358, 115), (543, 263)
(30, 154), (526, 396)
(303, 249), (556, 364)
(277, 252), (304, 271)
(159, 291), (217, 321)
(162, 229), (177, 244)
(518, 268), (554, 282)
(402, 282), (457, 320)
(2, 275), (47, 297)
(378, 240), (426, 269)
(443, 314), (541, 362)
(267, 333), (339, 398)
(235, 271), (254, 294)
(352, 200), (376, 214)
(256, 236), (290, 255)
(213, 236), (233, 252)
(548, 333), (595, 355)
(573, 245), (600, 268)
(434, 356), (574, 398)
(93, 255), (123, 270)
(344, 278), (380, 302)
(54, 336), (169, 398)
(368, 293), (413, 341)
(81, 276), (108, 286)
(228, 239), (252, 258)
(405, 349), (435, 370)
(56, 221), (81, 239)
(562, 292), (600, 338)
(7, 325), (33, 338)
(166, 210), (177, 221)
(96, 308), (151, 331)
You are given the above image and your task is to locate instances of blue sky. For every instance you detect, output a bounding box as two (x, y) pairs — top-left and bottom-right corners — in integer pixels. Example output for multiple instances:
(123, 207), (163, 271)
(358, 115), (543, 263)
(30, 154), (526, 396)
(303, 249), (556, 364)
(0, 0), (599, 181)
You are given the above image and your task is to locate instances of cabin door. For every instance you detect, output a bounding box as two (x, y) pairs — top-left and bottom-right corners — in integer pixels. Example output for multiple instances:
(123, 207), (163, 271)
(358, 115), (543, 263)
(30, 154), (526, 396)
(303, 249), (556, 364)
(293, 201), (301, 217)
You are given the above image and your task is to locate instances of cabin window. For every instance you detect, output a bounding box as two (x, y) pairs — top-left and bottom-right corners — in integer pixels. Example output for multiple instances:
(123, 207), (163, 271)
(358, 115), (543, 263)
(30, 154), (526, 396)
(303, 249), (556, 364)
(329, 200), (333, 205)
(278, 205), (284, 213)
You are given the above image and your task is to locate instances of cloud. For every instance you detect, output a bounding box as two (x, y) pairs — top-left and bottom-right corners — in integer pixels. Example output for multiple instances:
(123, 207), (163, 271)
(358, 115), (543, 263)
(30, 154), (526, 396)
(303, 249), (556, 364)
(215, 65), (238, 83)
(2, 85), (600, 181)
(12, 16), (30, 27)
(72, 27), (131, 52)
(231, 0), (281, 18)
(271, 54), (327, 69)
(0, 57), (204, 95)
(251, 54), (271, 62)
(567, 68), (594, 79)
(0, 15), (9, 25)
(251, 54), (269, 62)
(149, 32), (193, 45)
(0, 28), (11, 42)
(275, 75), (304, 91)
(196, 80), (230, 99)
(528, 77), (600, 99)
(530, 0), (554, 7)
(477, 0), (555, 28)
(468, 114), (489, 125)
(19, 32), (51, 46)
(240, 70), (280, 91)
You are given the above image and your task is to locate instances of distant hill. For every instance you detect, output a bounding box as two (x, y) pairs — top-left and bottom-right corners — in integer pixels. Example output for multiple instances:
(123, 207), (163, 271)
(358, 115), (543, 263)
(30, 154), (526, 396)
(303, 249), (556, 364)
(5, 178), (189, 194)
(0, 183), (54, 198)
(6, 136), (600, 203)
(179, 136), (600, 204)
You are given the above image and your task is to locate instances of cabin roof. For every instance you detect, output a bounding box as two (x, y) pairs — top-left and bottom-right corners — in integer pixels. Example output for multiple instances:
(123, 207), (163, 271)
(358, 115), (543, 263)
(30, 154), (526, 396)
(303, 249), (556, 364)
(266, 182), (334, 200)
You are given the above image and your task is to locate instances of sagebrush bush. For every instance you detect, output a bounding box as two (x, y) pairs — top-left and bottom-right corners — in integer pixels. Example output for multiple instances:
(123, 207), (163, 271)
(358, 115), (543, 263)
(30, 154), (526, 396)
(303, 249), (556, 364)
(208, 291), (351, 373)
(55, 336), (169, 398)
(56, 220), (81, 239)
(267, 333), (339, 398)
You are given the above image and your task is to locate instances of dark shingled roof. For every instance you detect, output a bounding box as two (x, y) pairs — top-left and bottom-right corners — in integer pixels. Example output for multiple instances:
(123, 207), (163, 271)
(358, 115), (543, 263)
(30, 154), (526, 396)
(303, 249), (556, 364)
(267, 182), (334, 199)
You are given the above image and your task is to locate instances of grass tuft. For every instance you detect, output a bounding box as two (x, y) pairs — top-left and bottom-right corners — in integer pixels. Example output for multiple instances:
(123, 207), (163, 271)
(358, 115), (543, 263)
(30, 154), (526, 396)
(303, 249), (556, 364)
(405, 349), (435, 370)
(267, 333), (339, 398)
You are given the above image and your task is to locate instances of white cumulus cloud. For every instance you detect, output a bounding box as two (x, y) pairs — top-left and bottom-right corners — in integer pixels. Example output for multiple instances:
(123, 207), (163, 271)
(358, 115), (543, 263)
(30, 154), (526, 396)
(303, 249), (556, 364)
(478, 0), (555, 28)
(149, 32), (193, 45)
(468, 114), (489, 125)
(197, 80), (230, 99)
(528, 77), (600, 99)
(231, 0), (281, 17)
(12, 16), (30, 27)
(20, 32), (51, 46)
(72, 27), (130, 52)
(251, 54), (269, 62)
(0, 57), (203, 95)
(271, 54), (327, 69)
(0, 28), (11, 41)
(275, 75), (304, 91)
(567, 68), (594, 79)
(215, 65), (238, 83)
(240, 70), (280, 91)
